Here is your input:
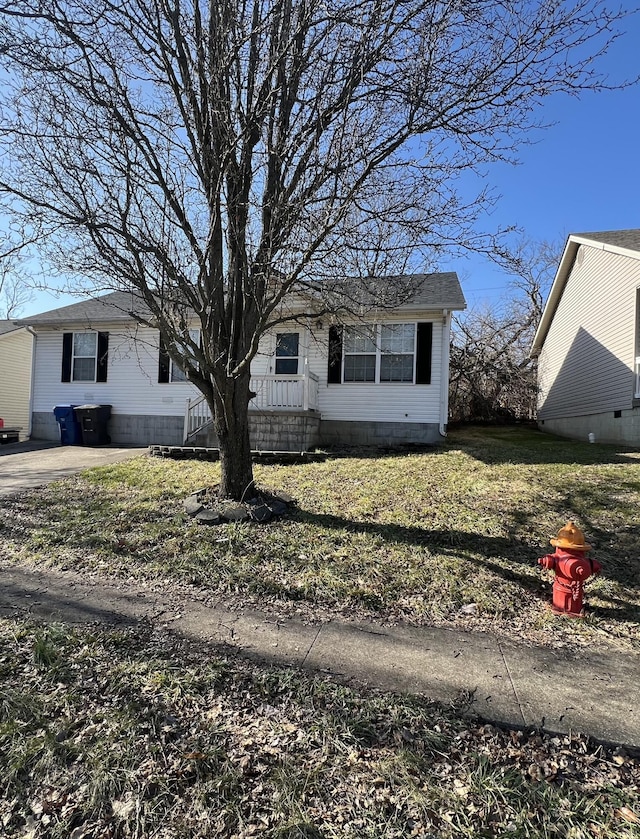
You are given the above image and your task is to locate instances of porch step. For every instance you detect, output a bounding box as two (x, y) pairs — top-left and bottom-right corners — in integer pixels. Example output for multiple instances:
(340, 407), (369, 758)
(149, 445), (327, 463)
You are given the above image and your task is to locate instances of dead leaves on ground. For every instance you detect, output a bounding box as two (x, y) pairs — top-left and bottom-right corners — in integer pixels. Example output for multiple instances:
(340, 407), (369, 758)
(1, 619), (639, 838)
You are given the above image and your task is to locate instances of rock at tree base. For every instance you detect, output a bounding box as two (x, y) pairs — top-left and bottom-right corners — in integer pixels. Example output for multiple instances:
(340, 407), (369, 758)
(184, 496), (205, 516)
(195, 509), (222, 525)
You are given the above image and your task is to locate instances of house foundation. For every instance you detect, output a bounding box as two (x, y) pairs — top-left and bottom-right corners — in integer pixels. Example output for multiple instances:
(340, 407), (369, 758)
(191, 410), (321, 452)
(319, 419), (443, 446)
(539, 407), (640, 446)
(32, 411), (440, 450)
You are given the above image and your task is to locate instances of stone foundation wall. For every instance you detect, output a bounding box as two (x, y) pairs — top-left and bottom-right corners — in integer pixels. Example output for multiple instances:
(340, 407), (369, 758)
(250, 411), (321, 451)
(319, 419), (443, 447)
(33, 410), (439, 450)
(192, 411), (321, 452)
(31, 411), (60, 442)
(32, 411), (184, 446)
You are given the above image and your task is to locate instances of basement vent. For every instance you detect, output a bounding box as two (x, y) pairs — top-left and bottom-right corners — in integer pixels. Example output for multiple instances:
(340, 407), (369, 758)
(614, 410), (622, 418)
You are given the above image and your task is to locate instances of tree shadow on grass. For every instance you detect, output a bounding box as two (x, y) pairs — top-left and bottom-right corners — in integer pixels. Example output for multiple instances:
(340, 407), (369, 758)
(295, 508), (543, 585)
(294, 509), (640, 625)
(548, 483), (640, 592)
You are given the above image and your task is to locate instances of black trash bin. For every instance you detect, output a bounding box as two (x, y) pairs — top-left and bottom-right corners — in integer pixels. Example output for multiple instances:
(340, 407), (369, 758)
(74, 404), (112, 446)
(53, 404), (82, 445)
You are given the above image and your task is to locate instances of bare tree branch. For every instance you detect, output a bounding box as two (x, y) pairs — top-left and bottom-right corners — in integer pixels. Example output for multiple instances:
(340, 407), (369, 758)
(0, 0), (629, 495)
(449, 237), (562, 423)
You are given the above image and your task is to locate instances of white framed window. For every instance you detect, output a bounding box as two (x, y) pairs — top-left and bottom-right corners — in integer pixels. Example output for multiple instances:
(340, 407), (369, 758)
(72, 332), (98, 382)
(380, 323), (415, 382)
(170, 329), (201, 382)
(343, 325), (377, 382)
(275, 332), (300, 375)
(343, 323), (415, 383)
(62, 330), (108, 383)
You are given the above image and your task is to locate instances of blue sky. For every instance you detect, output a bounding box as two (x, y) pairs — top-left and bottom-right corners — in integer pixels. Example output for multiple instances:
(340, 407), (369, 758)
(18, 8), (640, 319)
(442, 9), (640, 311)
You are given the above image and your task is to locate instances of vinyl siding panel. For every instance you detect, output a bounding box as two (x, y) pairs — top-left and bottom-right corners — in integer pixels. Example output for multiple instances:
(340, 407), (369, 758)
(538, 246), (640, 420)
(0, 328), (33, 433)
(308, 314), (443, 423)
(32, 326), (199, 417)
(32, 313), (446, 426)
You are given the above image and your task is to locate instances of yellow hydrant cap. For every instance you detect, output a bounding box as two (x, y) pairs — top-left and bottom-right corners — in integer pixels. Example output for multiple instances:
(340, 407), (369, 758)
(550, 521), (591, 551)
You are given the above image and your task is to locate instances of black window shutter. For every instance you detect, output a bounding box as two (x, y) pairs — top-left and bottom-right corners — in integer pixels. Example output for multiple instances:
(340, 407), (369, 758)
(327, 326), (343, 384)
(415, 322), (433, 385)
(158, 333), (170, 383)
(97, 332), (109, 382)
(61, 332), (72, 382)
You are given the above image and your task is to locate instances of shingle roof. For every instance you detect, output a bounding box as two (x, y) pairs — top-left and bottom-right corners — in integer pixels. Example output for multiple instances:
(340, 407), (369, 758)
(18, 273), (465, 327)
(0, 319), (30, 337)
(16, 290), (152, 326)
(304, 271), (465, 312)
(0, 319), (21, 336)
(386, 272), (465, 309)
(572, 229), (640, 253)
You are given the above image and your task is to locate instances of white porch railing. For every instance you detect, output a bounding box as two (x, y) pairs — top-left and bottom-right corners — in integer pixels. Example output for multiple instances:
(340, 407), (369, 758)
(250, 373), (319, 411)
(183, 393), (212, 442)
(183, 373), (320, 442)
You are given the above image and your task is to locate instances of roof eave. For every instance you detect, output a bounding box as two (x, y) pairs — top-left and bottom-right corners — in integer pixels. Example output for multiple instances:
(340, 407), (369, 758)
(571, 234), (640, 263)
(18, 315), (141, 328)
(530, 237), (579, 357)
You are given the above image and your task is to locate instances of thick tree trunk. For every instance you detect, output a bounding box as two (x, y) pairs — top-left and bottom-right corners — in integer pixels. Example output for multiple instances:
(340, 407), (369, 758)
(212, 373), (255, 501)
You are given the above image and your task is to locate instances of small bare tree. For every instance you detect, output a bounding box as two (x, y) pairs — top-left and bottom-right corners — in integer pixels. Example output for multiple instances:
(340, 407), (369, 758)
(449, 239), (561, 423)
(0, 0), (627, 497)
(0, 232), (33, 318)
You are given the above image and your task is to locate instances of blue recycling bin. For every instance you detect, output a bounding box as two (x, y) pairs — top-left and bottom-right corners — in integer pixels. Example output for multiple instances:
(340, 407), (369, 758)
(53, 404), (82, 445)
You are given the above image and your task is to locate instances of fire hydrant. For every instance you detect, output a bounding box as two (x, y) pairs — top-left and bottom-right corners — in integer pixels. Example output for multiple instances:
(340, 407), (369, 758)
(538, 521), (602, 617)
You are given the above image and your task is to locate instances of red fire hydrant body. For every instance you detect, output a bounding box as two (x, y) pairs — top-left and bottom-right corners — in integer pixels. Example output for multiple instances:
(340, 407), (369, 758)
(538, 522), (601, 617)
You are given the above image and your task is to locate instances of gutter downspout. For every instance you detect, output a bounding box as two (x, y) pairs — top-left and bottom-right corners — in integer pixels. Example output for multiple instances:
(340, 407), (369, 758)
(25, 326), (37, 439)
(439, 310), (451, 437)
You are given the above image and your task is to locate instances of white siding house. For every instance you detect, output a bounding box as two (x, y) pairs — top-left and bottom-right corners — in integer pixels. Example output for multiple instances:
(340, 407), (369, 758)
(19, 274), (465, 449)
(531, 229), (640, 444)
(0, 322), (34, 440)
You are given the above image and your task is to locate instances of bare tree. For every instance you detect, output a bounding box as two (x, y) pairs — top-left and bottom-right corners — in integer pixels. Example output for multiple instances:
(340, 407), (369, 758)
(0, 233), (33, 318)
(0, 0), (627, 498)
(449, 238), (561, 423)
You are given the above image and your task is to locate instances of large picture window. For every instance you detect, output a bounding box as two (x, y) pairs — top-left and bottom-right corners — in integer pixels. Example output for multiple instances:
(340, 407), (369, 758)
(342, 323), (415, 383)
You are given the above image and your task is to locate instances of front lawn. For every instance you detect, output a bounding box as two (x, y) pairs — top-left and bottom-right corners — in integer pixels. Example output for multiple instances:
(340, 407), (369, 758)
(1, 426), (639, 650)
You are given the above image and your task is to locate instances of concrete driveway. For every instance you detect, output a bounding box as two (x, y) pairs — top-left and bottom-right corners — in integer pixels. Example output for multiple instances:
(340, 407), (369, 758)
(0, 440), (148, 497)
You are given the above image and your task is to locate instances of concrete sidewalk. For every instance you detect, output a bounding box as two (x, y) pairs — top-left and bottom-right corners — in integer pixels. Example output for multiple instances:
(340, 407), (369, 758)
(1, 560), (638, 750)
(0, 441), (147, 496)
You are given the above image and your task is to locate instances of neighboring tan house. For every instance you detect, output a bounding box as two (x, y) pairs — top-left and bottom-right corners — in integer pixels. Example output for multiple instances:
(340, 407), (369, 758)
(531, 229), (640, 444)
(0, 320), (34, 440)
(17, 273), (466, 449)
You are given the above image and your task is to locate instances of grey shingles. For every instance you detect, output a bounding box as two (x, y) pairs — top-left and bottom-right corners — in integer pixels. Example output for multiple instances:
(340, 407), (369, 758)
(411, 271), (466, 308)
(17, 272), (465, 326)
(16, 290), (152, 326)
(574, 229), (640, 253)
(0, 320), (22, 336)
